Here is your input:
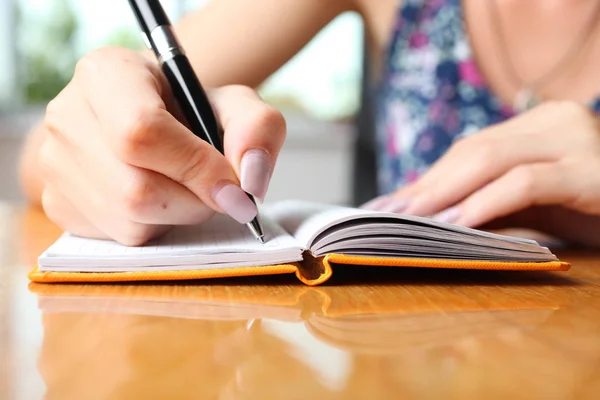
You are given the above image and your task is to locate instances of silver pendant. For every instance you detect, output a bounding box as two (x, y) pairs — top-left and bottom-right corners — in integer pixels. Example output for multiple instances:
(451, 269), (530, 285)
(514, 87), (540, 113)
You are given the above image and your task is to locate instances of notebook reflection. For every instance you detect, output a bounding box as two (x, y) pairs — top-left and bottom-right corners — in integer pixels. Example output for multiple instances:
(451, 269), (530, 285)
(30, 282), (559, 399)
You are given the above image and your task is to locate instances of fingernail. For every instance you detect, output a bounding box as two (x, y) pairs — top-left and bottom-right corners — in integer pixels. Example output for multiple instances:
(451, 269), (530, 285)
(210, 183), (258, 224)
(240, 149), (271, 203)
(380, 198), (411, 213)
(432, 207), (460, 224)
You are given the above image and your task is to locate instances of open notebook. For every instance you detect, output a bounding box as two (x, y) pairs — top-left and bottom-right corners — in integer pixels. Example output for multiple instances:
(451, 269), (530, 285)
(29, 201), (570, 285)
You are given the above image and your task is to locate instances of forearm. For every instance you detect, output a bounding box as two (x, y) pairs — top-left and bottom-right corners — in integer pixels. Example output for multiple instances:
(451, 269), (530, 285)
(175, 0), (354, 88)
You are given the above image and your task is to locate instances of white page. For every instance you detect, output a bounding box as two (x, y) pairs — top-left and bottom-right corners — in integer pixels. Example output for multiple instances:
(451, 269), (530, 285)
(264, 201), (369, 247)
(310, 224), (552, 255)
(39, 213), (303, 271)
(265, 200), (539, 249)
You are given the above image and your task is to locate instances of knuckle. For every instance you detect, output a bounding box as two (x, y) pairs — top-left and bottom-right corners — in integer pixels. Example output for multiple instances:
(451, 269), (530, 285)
(511, 166), (538, 194)
(75, 47), (132, 76)
(74, 48), (113, 77)
(41, 190), (60, 222)
(45, 98), (60, 119)
(115, 107), (162, 161)
(41, 189), (76, 234)
(178, 148), (211, 185)
(563, 162), (598, 212)
(459, 137), (496, 169)
(140, 68), (163, 93)
(475, 139), (497, 161)
(44, 85), (80, 138)
(225, 84), (257, 98)
(116, 222), (156, 247)
(44, 98), (65, 135)
(253, 105), (286, 134)
(38, 141), (57, 179)
(120, 175), (157, 220)
(74, 53), (96, 77)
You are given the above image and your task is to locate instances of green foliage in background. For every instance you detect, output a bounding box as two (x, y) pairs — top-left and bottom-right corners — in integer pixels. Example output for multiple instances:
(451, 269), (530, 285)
(103, 28), (143, 51)
(17, 0), (141, 105)
(17, 0), (78, 104)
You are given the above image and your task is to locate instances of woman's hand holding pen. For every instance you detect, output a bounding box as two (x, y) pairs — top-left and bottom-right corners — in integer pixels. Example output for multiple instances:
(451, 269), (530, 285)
(39, 47), (285, 246)
(364, 101), (600, 246)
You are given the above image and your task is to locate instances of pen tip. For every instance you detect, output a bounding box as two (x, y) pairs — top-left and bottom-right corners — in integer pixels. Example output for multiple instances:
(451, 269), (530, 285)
(246, 219), (265, 244)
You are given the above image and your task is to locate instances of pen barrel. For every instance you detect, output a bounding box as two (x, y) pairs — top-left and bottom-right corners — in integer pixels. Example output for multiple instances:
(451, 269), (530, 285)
(161, 55), (224, 153)
(128, 0), (171, 33)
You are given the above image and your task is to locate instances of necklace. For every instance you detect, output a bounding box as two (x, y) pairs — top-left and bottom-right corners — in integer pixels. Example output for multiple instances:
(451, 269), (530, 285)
(488, 0), (600, 113)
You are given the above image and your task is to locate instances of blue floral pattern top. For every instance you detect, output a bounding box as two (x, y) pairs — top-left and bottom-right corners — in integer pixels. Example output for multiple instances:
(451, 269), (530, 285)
(376, 0), (600, 194)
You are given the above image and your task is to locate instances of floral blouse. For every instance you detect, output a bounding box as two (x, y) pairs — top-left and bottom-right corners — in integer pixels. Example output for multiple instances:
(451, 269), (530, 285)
(375, 0), (600, 194)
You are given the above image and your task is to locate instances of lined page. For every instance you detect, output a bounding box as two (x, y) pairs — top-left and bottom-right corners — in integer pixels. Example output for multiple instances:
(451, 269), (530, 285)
(265, 201), (369, 248)
(39, 213), (303, 271)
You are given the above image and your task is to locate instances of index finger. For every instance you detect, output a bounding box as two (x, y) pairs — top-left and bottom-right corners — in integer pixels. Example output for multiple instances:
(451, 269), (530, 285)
(213, 85), (286, 202)
(400, 132), (560, 217)
(77, 48), (258, 224)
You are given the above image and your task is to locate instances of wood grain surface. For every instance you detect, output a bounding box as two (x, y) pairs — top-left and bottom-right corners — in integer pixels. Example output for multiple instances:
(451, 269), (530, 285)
(1, 204), (599, 399)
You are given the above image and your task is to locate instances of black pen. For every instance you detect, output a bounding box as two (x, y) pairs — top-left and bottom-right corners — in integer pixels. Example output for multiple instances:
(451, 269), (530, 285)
(127, 0), (265, 243)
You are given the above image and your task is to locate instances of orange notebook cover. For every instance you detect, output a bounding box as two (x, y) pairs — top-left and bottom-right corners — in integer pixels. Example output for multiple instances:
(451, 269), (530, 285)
(29, 254), (570, 286)
(29, 201), (570, 286)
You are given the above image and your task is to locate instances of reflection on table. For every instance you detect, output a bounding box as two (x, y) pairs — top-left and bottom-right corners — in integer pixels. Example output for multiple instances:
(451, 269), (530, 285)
(2, 205), (600, 399)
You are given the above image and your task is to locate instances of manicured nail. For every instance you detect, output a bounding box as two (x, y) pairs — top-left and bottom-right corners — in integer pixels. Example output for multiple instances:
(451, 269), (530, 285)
(240, 149), (271, 203)
(380, 198), (411, 213)
(210, 183), (258, 224)
(432, 207), (460, 224)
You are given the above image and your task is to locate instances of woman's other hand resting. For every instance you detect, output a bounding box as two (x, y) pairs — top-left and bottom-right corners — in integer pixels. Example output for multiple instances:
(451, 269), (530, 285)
(365, 101), (600, 246)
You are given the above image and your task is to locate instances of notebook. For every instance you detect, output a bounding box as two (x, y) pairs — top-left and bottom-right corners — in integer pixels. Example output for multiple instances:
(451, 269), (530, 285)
(28, 200), (570, 285)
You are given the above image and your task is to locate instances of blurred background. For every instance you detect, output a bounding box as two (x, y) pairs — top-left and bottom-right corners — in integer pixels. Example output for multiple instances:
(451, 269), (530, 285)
(0, 0), (365, 205)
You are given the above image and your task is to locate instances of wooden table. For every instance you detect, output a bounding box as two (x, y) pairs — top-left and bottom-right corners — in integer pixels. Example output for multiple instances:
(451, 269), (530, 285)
(1, 203), (600, 399)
